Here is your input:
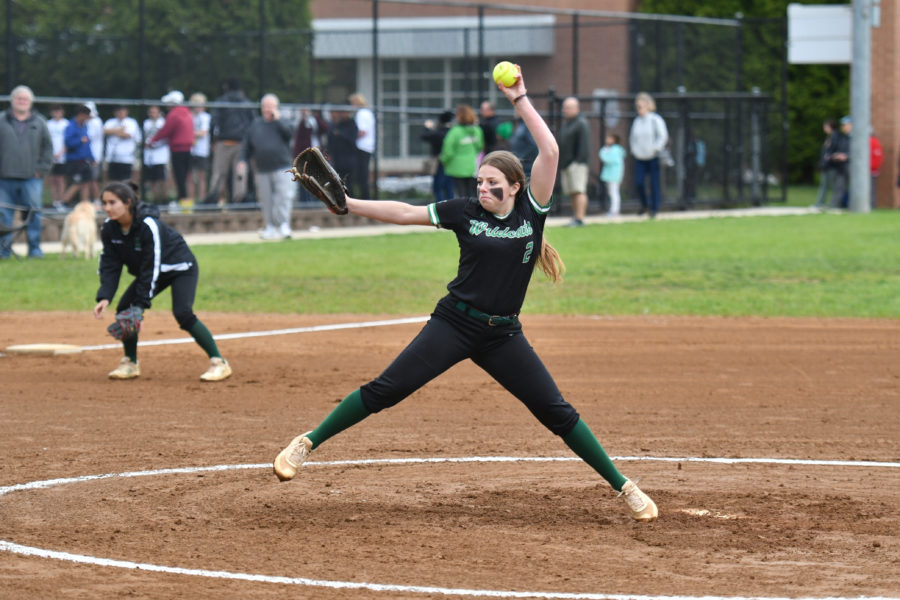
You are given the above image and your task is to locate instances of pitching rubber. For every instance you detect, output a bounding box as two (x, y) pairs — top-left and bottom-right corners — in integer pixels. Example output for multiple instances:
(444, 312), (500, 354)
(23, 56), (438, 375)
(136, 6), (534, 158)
(5, 343), (83, 356)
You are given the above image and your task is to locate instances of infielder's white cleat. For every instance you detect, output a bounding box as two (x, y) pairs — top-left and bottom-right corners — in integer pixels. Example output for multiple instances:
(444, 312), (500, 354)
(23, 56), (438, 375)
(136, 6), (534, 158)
(273, 432), (313, 481)
(619, 479), (658, 522)
(200, 357), (232, 382)
(108, 357), (140, 380)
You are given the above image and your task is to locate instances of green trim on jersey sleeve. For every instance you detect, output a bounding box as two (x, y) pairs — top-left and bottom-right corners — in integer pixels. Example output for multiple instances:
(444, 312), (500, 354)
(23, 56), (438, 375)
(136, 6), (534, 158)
(528, 186), (553, 214)
(427, 203), (441, 227)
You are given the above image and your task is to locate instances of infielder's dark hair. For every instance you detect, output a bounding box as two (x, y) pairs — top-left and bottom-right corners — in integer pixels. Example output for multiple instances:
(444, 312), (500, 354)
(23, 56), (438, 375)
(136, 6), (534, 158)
(103, 180), (141, 217)
(480, 150), (565, 284)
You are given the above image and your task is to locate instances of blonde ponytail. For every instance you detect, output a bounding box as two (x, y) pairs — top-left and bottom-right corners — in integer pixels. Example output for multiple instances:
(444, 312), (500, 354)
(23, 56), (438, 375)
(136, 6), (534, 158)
(536, 235), (565, 283)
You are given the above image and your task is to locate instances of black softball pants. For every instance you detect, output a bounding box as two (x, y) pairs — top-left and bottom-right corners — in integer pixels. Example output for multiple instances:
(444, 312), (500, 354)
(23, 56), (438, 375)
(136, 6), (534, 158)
(360, 297), (580, 436)
(117, 263), (200, 331)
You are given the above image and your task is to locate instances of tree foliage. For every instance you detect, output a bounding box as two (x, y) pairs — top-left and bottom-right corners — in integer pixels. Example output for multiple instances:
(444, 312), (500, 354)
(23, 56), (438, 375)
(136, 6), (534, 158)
(640, 0), (850, 183)
(2, 0), (313, 104)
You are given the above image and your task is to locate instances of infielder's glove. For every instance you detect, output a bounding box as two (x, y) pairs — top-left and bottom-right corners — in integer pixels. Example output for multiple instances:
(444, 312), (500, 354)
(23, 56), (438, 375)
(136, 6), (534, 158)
(285, 147), (349, 215)
(107, 306), (143, 341)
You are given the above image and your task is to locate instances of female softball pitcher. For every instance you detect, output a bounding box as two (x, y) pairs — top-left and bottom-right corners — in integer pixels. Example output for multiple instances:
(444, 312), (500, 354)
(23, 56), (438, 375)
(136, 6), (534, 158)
(274, 68), (658, 521)
(93, 181), (232, 382)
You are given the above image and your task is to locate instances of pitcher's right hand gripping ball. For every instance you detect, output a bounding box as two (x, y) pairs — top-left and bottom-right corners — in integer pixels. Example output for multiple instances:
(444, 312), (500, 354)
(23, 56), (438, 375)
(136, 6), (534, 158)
(107, 306), (143, 341)
(286, 147), (348, 215)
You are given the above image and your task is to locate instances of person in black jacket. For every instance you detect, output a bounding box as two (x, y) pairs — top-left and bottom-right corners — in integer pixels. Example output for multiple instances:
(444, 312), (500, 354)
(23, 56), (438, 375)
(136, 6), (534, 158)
(813, 117), (848, 210)
(93, 181), (232, 382)
(325, 109), (359, 189)
(208, 77), (255, 207)
(420, 110), (454, 202)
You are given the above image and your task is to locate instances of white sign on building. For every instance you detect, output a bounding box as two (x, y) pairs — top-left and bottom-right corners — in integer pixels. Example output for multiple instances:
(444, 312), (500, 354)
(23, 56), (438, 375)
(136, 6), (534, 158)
(787, 3), (852, 65)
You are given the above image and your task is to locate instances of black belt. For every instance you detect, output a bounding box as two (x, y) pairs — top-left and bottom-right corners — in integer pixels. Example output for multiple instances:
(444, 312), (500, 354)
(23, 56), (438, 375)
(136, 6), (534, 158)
(454, 300), (518, 326)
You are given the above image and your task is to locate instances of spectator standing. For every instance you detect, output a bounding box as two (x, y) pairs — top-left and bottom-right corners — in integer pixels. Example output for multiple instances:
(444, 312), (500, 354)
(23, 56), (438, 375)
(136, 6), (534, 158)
(420, 110), (455, 203)
(208, 77), (255, 207)
(142, 104), (170, 205)
(599, 133), (626, 217)
(103, 105), (140, 183)
(0, 85), (52, 258)
(291, 108), (329, 204)
(84, 101), (104, 201)
(237, 93), (295, 240)
(349, 93), (375, 198)
(46, 104), (69, 208)
(833, 116), (852, 209)
(325, 109), (360, 188)
(63, 104), (95, 207)
(440, 104), (484, 199)
(813, 118), (840, 210)
(149, 91), (194, 210)
(188, 93), (211, 204)
(558, 97), (591, 226)
(479, 100), (500, 156)
(869, 128), (883, 210)
(509, 117), (538, 177)
(495, 120), (513, 152)
(629, 92), (668, 218)
(292, 108), (328, 156)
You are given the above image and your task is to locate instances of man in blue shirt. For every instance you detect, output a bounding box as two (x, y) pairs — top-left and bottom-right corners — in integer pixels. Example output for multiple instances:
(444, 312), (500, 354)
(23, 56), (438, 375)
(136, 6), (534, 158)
(63, 104), (95, 207)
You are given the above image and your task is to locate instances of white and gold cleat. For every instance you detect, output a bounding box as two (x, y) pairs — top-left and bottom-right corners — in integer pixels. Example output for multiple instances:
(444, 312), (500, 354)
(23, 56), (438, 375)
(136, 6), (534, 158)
(273, 432), (313, 481)
(200, 357), (232, 382)
(619, 479), (659, 522)
(108, 357), (140, 380)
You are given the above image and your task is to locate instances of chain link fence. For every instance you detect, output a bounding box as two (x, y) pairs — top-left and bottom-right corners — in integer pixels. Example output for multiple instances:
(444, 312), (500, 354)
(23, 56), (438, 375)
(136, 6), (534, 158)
(1, 1), (787, 212)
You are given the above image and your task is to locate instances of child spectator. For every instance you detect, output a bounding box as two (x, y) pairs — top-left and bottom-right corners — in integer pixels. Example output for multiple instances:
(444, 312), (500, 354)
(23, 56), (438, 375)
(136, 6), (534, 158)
(599, 133), (626, 216)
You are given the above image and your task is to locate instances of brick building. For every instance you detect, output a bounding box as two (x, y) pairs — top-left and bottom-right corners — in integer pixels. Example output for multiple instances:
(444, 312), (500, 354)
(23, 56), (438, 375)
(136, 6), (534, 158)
(872, 1), (899, 208)
(309, 1), (897, 208)
(308, 0), (637, 172)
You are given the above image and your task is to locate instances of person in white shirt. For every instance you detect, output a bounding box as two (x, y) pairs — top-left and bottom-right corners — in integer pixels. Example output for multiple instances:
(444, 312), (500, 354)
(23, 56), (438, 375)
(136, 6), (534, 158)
(349, 92), (375, 198)
(188, 93), (211, 203)
(84, 101), (104, 201)
(142, 105), (170, 204)
(103, 105), (140, 182)
(46, 104), (69, 208)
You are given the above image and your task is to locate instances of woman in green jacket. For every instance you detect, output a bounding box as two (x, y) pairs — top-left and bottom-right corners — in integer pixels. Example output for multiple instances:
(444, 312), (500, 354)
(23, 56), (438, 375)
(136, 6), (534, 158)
(440, 104), (484, 199)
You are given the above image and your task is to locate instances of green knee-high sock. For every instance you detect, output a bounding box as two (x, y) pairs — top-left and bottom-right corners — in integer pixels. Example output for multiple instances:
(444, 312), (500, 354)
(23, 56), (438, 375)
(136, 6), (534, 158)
(188, 320), (221, 358)
(562, 418), (628, 491)
(308, 389), (371, 450)
(123, 337), (138, 363)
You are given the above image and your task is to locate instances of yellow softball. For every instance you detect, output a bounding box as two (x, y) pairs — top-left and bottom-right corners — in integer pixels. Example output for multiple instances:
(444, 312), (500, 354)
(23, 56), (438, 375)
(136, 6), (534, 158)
(492, 61), (519, 87)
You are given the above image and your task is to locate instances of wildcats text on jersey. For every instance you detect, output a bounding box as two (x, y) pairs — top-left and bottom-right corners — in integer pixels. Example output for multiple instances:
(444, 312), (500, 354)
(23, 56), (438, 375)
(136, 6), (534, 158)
(468, 219), (533, 239)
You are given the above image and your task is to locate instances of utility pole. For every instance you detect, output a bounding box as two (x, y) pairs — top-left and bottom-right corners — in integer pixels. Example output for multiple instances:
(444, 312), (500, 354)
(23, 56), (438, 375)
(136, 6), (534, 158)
(849, 0), (872, 213)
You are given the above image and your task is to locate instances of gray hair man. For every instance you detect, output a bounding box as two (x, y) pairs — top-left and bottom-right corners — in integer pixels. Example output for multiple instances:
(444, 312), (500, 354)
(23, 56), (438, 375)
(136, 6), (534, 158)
(0, 85), (53, 258)
(237, 93), (296, 239)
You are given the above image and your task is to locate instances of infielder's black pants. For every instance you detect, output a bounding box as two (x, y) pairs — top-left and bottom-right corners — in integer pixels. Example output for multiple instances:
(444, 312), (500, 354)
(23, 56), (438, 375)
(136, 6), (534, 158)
(117, 263), (199, 331)
(360, 295), (580, 436)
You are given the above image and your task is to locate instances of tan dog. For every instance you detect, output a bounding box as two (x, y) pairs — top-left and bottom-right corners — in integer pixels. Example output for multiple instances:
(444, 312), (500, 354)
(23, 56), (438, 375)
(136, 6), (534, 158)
(59, 199), (98, 259)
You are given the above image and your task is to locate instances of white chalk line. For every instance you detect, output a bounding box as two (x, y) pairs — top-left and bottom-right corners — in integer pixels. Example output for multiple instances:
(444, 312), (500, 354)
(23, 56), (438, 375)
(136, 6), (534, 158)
(1, 457), (898, 600)
(78, 315), (430, 351)
(2, 455), (897, 498)
(0, 539), (894, 600)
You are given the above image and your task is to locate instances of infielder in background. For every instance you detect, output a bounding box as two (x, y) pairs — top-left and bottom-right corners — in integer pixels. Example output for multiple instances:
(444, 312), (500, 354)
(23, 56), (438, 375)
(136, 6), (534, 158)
(93, 181), (232, 382)
(274, 67), (658, 522)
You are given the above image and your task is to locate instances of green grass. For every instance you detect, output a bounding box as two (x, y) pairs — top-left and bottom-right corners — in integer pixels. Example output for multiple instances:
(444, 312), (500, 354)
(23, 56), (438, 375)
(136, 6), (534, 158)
(783, 184), (818, 207)
(3, 207), (899, 318)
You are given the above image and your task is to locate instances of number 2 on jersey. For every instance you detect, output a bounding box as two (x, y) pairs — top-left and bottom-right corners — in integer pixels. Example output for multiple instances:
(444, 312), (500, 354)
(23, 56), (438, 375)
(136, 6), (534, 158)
(522, 241), (534, 264)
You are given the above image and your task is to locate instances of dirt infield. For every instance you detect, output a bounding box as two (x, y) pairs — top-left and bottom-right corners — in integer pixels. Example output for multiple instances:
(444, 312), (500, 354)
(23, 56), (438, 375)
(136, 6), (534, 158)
(0, 311), (898, 599)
